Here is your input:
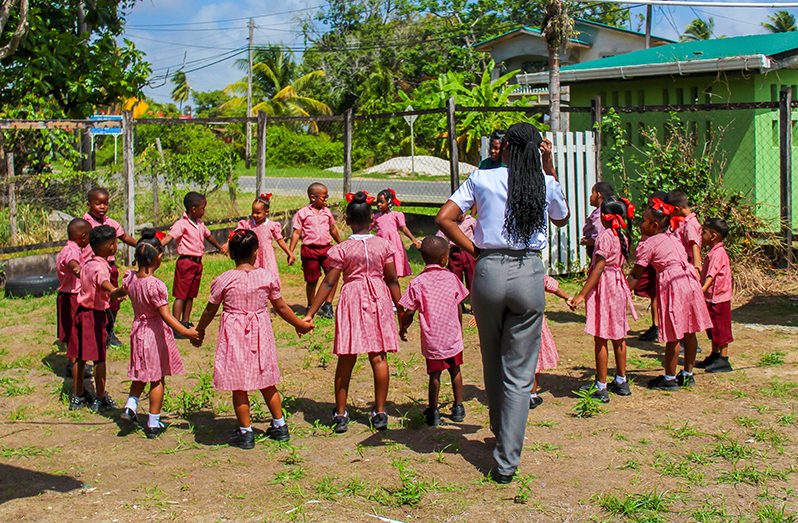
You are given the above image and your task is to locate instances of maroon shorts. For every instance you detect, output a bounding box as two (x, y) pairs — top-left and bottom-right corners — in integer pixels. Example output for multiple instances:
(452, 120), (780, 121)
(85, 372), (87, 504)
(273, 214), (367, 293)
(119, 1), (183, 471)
(634, 266), (657, 299)
(301, 244), (332, 283)
(707, 301), (733, 346)
(448, 248), (475, 291)
(56, 291), (78, 344)
(109, 262), (120, 313)
(173, 256), (203, 300)
(68, 306), (108, 362)
(426, 351), (464, 374)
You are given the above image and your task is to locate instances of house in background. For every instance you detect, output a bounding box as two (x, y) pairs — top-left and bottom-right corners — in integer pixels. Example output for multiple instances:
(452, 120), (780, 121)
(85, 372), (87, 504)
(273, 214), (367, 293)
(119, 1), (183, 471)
(517, 32), (798, 230)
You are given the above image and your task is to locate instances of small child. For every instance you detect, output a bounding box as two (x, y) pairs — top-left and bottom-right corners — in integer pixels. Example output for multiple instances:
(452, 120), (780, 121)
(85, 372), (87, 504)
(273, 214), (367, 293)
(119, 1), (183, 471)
(374, 188), (421, 278)
(57, 219), (93, 379)
(478, 130), (505, 170)
(635, 190), (667, 342)
(68, 225), (126, 412)
(193, 229), (313, 449)
(531, 275), (570, 409)
(569, 196), (638, 402)
(627, 199), (713, 390)
(83, 187), (137, 348)
(234, 193), (295, 281)
(580, 182), (614, 260)
(288, 183), (342, 319)
(161, 192), (226, 330)
(398, 236), (469, 427)
(436, 210), (477, 292)
(665, 190), (702, 275)
(304, 191), (402, 434)
(120, 229), (199, 438)
(696, 218), (734, 373)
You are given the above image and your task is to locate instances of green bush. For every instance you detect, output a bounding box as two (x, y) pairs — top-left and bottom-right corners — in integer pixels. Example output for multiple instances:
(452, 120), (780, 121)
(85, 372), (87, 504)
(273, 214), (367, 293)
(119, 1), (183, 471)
(266, 125), (343, 169)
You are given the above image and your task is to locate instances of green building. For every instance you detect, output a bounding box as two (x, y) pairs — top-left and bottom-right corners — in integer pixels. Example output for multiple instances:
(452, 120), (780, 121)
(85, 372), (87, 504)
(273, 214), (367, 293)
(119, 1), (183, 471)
(518, 32), (798, 230)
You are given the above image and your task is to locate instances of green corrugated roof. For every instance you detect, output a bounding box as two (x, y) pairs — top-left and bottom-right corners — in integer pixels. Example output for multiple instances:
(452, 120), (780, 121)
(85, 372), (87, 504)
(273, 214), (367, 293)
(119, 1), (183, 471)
(564, 31), (798, 71)
(474, 26), (592, 49)
(573, 18), (675, 44)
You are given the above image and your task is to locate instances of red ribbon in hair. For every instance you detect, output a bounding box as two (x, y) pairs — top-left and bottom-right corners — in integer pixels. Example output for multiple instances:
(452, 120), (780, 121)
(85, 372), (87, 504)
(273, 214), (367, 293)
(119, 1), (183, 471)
(387, 188), (401, 206)
(154, 231), (166, 241)
(601, 213), (627, 235)
(669, 215), (685, 231)
(345, 192), (375, 205)
(259, 193), (272, 200)
(650, 197), (674, 216)
(228, 228), (246, 242)
(620, 197), (635, 220)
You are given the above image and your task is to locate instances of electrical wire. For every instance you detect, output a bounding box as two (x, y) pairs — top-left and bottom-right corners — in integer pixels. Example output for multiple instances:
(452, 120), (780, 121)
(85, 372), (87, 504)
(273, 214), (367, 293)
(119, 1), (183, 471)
(125, 4), (325, 28)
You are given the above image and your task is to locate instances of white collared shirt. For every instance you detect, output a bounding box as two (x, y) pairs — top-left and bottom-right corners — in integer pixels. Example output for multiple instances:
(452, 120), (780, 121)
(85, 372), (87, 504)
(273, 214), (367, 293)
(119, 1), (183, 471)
(449, 167), (568, 251)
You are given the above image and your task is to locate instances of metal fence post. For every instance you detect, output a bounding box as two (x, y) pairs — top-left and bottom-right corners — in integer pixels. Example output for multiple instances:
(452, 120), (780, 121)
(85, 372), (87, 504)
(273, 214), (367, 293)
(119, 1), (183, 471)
(5, 150), (17, 245)
(343, 108), (353, 197)
(447, 97), (460, 193)
(779, 87), (794, 265)
(591, 96), (603, 180)
(123, 111), (135, 263)
(256, 111), (267, 197)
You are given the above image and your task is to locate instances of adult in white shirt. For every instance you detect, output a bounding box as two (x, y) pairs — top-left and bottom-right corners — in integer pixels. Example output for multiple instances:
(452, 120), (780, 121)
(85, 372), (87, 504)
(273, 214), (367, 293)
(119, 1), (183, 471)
(436, 122), (569, 484)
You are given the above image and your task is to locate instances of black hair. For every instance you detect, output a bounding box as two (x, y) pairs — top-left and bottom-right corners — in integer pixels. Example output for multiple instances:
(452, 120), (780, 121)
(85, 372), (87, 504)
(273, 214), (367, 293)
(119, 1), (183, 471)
(646, 205), (671, 233)
(228, 229), (259, 262)
(183, 191), (206, 211)
(489, 130), (506, 143)
(420, 236), (448, 265)
(345, 191), (373, 226)
(254, 194), (271, 209)
(87, 187), (109, 202)
(67, 218), (91, 240)
(649, 190), (667, 202)
(593, 181), (615, 203)
(89, 224), (117, 252)
(600, 196), (632, 260)
(307, 182), (327, 197)
(377, 189), (397, 207)
(703, 217), (729, 239)
(135, 228), (164, 268)
(665, 190), (689, 208)
(503, 122), (547, 244)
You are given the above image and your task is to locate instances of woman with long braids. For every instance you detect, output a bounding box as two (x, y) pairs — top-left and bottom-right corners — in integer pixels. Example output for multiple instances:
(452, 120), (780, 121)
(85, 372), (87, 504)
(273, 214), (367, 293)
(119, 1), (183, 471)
(436, 122), (569, 484)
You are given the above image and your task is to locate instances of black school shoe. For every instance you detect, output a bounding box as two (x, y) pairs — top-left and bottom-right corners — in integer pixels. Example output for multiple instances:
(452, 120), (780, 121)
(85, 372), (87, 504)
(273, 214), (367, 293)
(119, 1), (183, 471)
(696, 353), (720, 369)
(677, 371), (696, 387)
(451, 404), (466, 422)
(145, 422), (167, 439)
(121, 407), (139, 424)
(648, 375), (679, 391)
(229, 429), (255, 449)
(579, 383), (610, 403)
(529, 396), (544, 409)
(489, 469), (514, 484)
(331, 411), (349, 434)
(639, 325), (659, 342)
(424, 407), (441, 427)
(266, 423), (290, 442)
(705, 357), (733, 373)
(608, 380), (632, 396)
(106, 332), (123, 348)
(90, 394), (117, 413)
(370, 411), (389, 431)
(69, 394), (89, 410)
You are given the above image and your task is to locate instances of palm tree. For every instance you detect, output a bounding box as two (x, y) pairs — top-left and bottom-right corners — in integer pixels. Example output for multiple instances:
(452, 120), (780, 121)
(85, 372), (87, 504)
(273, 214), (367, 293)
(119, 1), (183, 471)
(681, 18), (715, 42)
(171, 71), (190, 112)
(234, 45), (297, 99)
(542, 0), (574, 132)
(762, 11), (797, 33)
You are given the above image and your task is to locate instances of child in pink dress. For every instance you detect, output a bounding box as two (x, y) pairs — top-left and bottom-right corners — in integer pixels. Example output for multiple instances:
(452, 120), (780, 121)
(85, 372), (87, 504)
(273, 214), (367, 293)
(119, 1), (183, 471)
(398, 236), (469, 427)
(120, 229), (198, 439)
(373, 188), (421, 278)
(194, 230), (313, 449)
(531, 275), (570, 409)
(233, 194), (295, 281)
(580, 181), (613, 259)
(627, 199), (713, 391)
(305, 191), (402, 434)
(570, 197), (638, 403)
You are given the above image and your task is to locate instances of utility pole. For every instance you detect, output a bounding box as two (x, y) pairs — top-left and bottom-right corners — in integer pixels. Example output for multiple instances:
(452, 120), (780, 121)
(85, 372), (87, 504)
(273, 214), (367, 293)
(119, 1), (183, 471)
(245, 17), (254, 169)
(645, 5), (653, 48)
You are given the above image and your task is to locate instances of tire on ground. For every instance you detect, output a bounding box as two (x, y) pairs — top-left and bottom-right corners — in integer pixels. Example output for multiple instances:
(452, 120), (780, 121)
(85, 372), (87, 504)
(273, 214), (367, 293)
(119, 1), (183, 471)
(4, 274), (60, 298)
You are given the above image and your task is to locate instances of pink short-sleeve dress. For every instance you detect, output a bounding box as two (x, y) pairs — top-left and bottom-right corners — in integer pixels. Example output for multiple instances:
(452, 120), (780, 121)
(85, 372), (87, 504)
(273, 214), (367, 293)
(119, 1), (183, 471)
(585, 229), (638, 340)
(538, 276), (561, 372)
(634, 233), (712, 343)
(237, 218), (284, 280)
(373, 211), (412, 277)
(123, 272), (185, 382)
(209, 268), (282, 391)
(326, 235), (401, 355)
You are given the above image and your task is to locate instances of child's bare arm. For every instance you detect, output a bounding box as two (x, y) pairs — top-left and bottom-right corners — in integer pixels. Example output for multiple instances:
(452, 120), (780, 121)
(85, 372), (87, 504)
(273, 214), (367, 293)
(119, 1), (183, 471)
(383, 262), (402, 305)
(194, 302), (220, 346)
(67, 260), (81, 277)
(580, 237), (595, 246)
(568, 257), (606, 309)
(276, 239), (296, 264)
(399, 225), (421, 248)
(691, 243), (702, 272)
(305, 268), (341, 319)
(272, 297), (314, 335)
(702, 275), (714, 293)
(288, 229), (301, 262)
(103, 281), (126, 302)
(330, 223), (342, 244)
(552, 287), (571, 302)
(398, 308), (414, 341)
(206, 234), (225, 253)
(120, 233), (137, 248)
(160, 234), (173, 247)
(158, 305), (198, 340)
(626, 264), (646, 293)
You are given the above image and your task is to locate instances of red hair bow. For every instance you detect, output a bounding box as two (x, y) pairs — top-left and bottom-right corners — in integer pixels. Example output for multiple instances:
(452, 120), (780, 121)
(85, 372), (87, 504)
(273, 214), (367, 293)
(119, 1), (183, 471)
(669, 215), (685, 232)
(228, 228), (246, 242)
(650, 197), (674, 216)
(387, 188), (401, 206)
(259, 193), (272, 200)
(620, 197), (635, 220)
(601, 213), (627, 235)
(345, 192), (376, 205)
(154, 230), (166, 241)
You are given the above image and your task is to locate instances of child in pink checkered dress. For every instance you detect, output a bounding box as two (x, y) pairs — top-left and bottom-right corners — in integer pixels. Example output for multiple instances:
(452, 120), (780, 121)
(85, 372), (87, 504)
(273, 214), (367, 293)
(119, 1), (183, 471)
(373, 188), (421, 278)
(194, 229), (314, 449)
(398, 236), (469, 427)
(304, 191), (403, 434)
(530, 275), (570, 409)
(232, 193), (295, 282)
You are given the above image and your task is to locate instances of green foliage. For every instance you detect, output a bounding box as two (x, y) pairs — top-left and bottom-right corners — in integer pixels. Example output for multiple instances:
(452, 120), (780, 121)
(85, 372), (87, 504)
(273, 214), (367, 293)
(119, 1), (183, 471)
(763, 11), (797, 33)
(594, 490), (674, 522)
(572, 385), (603, 418)
(192, 90), (231, 118)
(266, 126), (343, 169)
(759, 352), (786, 367)
(599, 109), (631, 195)
(162, 372), (215, 419)
(0, 376), (33, 397)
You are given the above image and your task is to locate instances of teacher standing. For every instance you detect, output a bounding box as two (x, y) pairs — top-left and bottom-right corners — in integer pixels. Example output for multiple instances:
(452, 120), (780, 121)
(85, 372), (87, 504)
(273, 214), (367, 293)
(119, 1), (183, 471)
(436, 122), (569, 484)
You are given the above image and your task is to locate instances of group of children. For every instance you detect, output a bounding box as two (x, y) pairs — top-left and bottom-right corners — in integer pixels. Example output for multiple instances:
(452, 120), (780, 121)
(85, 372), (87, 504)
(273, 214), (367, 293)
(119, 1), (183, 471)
(55, 176), (735, 447)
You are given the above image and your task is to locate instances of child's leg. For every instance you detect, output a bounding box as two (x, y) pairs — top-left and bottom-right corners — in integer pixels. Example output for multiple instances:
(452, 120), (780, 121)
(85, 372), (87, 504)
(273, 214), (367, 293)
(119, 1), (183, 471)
(611, 339), (627, 378)
(232, 390), (251, 428)
(682, 333), (698, 372)
(128, 381), (146, 400)
(334, 355), (357, 415)
(72, 360), (86, 396)
(260, 385), (283, 420)
(368, 352), (389, 413)
(664, 341), (680, 376)
(428, 371), (442, 409)
(325, 271), (338, 305)
(173, 299), (185, 324)
(651, 299), (659, 327)
(305, 281), (318, 307)
(532, 372), (540, 394)
(149, 380), (164, 414)
(448, 365), (463, 405)
(594, 337), (609, 384)
(717, 342), (729, 358)
(94, 361), (106, 398)
(183, 298), (193, 323)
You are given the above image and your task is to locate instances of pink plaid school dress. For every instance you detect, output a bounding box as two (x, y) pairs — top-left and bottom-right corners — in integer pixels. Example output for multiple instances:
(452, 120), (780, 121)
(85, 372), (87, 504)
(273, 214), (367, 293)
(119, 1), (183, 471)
(209, 268), (282, 391)
(123, 272), (185, 382)
(634, 233), (712, 343)
(373, 211), (412, 277)
(538, 276), (562, 372)
(672, 212), (702, 264)
(326, 235), (400, 355)
(237, 218), (283, 281)
(585, 228), (638, 340)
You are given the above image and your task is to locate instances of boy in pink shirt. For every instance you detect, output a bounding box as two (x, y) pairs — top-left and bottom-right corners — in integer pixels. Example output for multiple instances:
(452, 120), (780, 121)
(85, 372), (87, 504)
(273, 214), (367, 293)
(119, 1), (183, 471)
(399, 236), (469, 426)
(288, 183), (342, 318)
(161, 191), (226, 331)
(697, 218), (734, 373)
(57, 218), (92, 377)
(666, 190), (702, 275)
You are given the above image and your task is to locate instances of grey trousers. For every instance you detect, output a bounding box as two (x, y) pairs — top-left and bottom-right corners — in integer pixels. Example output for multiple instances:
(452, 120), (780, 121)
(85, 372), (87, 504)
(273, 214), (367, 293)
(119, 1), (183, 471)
(471, 249), (545, 475)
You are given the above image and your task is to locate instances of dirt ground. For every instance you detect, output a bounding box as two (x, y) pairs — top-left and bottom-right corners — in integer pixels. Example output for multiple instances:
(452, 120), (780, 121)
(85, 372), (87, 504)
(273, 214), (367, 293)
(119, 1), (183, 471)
(1, 249), (797, 522)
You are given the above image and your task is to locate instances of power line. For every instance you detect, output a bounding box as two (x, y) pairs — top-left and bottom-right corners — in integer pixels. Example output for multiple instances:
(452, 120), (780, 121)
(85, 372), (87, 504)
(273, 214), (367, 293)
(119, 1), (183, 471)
(126, 5), (325, 28)
(573, 0), (798, 6)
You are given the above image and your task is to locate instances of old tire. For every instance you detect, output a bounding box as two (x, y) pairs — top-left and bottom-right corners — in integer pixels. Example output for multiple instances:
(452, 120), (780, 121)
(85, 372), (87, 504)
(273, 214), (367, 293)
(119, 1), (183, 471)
(4, 274), (60, 298)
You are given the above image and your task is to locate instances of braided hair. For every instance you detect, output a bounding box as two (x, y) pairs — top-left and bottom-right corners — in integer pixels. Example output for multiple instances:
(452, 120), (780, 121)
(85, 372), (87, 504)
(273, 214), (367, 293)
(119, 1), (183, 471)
(600, 196), (632, 260)
(503, 123), (548, 245)
(229, 229), (259, 262)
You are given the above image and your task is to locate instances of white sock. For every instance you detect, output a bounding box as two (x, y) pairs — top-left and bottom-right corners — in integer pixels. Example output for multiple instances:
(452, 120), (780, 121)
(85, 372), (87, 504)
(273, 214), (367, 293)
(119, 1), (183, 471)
(664, 374), (676, 381)
(530, 392), (539, 399)
(683, 370), (693, 376)
(239, 425), (253, 433)
(595, 381), (607, 391)
(147, 413), (161, 428)
(125, 396), (139, 411)
(614, 375), (626, 385)
(272, 417), (286, 428)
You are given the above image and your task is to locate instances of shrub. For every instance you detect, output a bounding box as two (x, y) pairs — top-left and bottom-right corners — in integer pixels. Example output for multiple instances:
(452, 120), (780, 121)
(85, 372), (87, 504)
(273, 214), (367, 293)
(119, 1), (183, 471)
(265, 125), (343, 169)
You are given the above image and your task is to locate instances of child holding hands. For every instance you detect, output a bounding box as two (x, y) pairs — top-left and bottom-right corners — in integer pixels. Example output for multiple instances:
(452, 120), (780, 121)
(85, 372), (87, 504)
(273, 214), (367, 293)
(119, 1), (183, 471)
(374, 188), (421, 278)
(234, 193), (295, 281)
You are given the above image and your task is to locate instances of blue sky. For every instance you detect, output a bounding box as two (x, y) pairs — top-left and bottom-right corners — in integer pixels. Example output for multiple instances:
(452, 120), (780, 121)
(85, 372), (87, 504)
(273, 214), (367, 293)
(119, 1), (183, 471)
(122, 0), (792, 105)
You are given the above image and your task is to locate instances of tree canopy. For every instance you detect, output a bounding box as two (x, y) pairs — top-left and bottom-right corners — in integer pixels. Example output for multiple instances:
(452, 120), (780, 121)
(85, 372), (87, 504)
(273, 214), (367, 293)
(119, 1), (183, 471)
(762, 10), (797, 33)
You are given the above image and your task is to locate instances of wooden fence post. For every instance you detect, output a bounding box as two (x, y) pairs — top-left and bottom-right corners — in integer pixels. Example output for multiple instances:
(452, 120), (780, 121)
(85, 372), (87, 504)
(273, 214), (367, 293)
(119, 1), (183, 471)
(123, 111), (135, 263)
(153, 137), (164, 225)
(5, 150), (17, 245)
(447, 97), (460, 194)
(343, 108), (353, 197)
(256, 111), (267, 197)
(591, 96), (603, 180)
(780, 87), (794, 266)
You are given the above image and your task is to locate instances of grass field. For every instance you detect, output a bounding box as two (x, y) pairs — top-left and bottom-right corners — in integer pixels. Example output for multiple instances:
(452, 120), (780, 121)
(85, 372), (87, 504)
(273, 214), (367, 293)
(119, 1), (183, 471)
(0, 236), (796, 522)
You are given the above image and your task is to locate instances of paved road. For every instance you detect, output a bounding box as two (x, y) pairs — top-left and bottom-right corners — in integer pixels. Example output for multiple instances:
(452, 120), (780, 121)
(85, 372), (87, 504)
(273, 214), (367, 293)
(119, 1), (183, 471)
(239, 176), (453, 204)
